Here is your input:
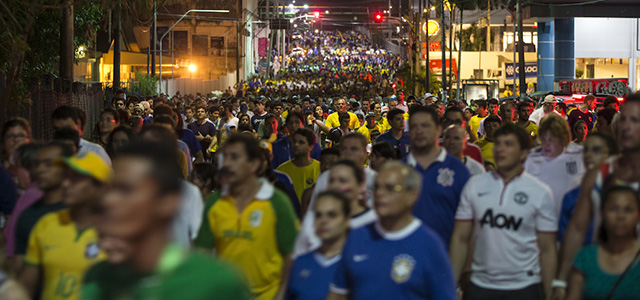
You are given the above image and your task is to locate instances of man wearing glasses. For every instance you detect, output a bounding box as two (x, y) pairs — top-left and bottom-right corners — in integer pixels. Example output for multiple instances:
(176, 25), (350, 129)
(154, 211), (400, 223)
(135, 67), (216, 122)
(326, 161), (456, 300)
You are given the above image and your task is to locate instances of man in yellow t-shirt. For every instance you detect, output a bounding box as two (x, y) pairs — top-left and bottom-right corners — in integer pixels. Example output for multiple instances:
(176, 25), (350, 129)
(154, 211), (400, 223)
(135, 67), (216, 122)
(20, 153), (110, 300)
(357, 113), (382, 143)
(371, 103), (390, 133)
(473, 116), (501, 170)
(195, 134), (298, 300)
(277, 128), (321, 201)
(469, 99), (489, 140)
(325, 98), (361, 129)
(516, 101), (539, 139)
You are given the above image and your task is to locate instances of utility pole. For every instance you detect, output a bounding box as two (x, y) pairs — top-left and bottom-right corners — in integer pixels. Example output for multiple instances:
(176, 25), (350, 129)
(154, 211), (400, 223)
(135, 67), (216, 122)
(425, 0), (430, 93)
(151, 0), (157, 76)
(486, 0), (490, 52)
(517, 0), (526, 97)
(512, 10), (516, 94)
(60, 0), (74, 83)
(266, 0), (272, 79)
(114, 0), (121, 89)
(440, 0), (447, 101)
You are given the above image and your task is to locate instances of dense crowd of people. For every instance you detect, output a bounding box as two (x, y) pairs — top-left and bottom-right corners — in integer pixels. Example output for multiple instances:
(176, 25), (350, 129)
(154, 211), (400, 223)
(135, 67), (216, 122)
(0, 29), (639, 300)
(243, 30), (404, 99)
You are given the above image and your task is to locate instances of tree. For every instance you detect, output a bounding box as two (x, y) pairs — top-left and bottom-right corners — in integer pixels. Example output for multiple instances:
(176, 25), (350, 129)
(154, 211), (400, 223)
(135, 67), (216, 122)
(0, 0), (103, 116)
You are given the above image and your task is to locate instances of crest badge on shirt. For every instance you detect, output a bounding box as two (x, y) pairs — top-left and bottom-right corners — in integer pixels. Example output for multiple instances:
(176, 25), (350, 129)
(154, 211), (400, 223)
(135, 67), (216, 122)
(514, 192), (528, 205)
(300, 269), (311, 278)
(566, 161), (578, 175)
(249, 210), (263, 227)
(85, 243), (100, 259)
(391, 254), (415, 283)
(437, 168), (455, 187)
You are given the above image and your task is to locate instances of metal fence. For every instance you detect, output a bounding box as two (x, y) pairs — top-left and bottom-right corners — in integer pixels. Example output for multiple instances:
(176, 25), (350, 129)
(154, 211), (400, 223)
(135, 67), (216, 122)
(0, 77), (105, 142)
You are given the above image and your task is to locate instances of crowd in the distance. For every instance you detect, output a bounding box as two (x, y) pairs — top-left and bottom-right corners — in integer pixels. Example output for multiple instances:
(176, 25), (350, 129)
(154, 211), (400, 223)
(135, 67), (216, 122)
(0, 28), (638, 300)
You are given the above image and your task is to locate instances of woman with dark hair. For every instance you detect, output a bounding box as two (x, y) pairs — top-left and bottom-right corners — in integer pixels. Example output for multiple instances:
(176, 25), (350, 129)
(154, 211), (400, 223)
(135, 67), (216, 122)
(2, 118), (31, 169)
(286, 191), (351, 300)
(566, 186), (640, 299)
(572, 120), (588, 146)
(106, 125), (135, 158)
(368, 142), (399, 171)
(190, 163), (217, 200)
(95, 107), (120, 148)
(238, 113), (252, 128)
(327, 159), (376, 228)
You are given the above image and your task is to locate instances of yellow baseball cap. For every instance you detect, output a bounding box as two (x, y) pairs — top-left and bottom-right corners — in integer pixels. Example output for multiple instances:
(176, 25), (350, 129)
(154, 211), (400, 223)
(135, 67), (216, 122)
(60, 152), (113, 183)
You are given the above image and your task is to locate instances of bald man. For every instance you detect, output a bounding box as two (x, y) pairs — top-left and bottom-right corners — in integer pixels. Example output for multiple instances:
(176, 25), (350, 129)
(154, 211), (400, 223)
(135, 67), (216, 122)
(442, 125), (485, 176)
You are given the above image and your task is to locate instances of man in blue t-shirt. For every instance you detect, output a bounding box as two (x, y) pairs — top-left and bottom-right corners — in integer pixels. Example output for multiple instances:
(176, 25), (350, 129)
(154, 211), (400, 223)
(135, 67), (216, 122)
(376, 108), (411, 158)
(188, 106), (217, 157)
(567, 94), (597, 132)
(405, 105), (470, 247)
(250, 99), (268, 132)
(327, 162), (456, 300)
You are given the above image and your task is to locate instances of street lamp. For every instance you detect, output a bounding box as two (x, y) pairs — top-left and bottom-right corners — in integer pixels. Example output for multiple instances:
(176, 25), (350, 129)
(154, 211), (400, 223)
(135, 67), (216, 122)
(158, 9), (229, 94)
(303, 4), (309, 9)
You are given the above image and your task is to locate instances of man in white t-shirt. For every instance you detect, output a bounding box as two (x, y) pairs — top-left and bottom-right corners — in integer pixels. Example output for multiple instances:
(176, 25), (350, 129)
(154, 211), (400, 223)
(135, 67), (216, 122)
(450, 123), (557, 300)
(529, 95), (561, 125)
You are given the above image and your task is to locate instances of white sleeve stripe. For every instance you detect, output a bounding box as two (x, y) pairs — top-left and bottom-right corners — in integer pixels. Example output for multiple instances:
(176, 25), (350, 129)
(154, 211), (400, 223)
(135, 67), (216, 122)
(329, 284), (349, 295)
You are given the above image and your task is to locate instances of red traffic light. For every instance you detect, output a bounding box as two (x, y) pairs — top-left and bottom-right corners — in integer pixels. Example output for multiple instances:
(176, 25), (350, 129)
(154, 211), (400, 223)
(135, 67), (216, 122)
(374, 13), (383, 22)
(314, 11), (320, 18)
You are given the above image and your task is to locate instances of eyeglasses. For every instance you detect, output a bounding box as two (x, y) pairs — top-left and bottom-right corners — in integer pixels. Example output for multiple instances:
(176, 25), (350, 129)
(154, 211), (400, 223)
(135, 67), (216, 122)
(373, 183), (413, 193)
(5, 133), (27, 140)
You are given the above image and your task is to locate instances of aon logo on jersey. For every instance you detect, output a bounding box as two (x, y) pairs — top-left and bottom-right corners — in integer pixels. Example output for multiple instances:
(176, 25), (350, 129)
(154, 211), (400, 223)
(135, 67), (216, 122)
(480, 209), (522, 231)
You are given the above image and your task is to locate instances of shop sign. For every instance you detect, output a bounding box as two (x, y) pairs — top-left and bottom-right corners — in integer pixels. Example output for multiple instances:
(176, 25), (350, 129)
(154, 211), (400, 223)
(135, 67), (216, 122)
(505, 63), (537, 79)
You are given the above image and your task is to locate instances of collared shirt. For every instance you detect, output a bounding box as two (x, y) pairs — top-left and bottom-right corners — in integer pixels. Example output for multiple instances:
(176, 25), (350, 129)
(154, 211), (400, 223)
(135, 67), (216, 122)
(195, 179), (299, 300)
(25, 209), (106, 300)
(405, 149), (471, 246)
(287, 251), (342, 300)
(330, 219), (456, 300)
(82, 244), (250, 300)
(455, 171), (557, 290)
(524, 143), (585, 215)
(375, 131), (411, 158)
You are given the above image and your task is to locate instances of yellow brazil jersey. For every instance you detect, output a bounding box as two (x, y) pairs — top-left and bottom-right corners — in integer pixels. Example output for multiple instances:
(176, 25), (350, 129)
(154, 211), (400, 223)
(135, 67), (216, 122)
(357, 125), (381, 144)
(474, 139), (495, 167)
(325, 112), (361, 130)
(376, 117), (391, 133)
(469, 115), (486, 140)
(524, 121), (538, 137)
(276, 160), (320, 202)
(24, 209), (105, 300)
(195, 180), (299, 300)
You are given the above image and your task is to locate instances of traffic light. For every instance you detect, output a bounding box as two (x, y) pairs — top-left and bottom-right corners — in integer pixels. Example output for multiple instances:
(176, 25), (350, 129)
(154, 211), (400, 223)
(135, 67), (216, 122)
(314, 11), (320, 18)
(374, 13), (383, 23)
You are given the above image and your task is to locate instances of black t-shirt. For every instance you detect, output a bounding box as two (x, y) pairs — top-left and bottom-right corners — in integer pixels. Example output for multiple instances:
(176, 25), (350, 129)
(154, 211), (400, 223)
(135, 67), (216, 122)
(14, 199), (66, 255)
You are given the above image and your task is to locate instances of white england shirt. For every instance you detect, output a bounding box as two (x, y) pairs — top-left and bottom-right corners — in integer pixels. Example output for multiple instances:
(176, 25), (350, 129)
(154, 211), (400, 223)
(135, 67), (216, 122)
(524, 143), (585, 216)
(455, 170), (557, 290)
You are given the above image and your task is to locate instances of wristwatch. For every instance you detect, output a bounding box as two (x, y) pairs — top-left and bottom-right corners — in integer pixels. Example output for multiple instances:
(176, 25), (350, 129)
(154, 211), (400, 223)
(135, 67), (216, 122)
(551, 279), (567, 289)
